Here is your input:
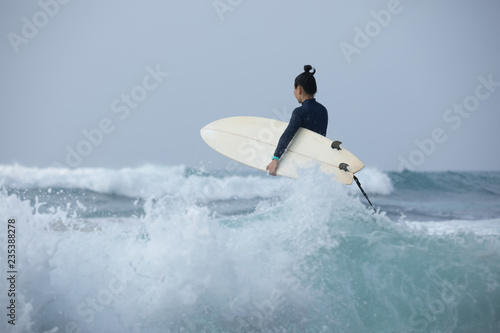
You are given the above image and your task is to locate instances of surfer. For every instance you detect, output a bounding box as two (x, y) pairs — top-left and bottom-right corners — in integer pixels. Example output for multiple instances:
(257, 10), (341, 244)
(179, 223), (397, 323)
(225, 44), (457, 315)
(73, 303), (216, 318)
(266, 65), (329, 176)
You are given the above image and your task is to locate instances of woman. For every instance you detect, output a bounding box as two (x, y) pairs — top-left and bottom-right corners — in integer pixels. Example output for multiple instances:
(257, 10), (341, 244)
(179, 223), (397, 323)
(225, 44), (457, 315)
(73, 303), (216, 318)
(266, 65), (329, 176)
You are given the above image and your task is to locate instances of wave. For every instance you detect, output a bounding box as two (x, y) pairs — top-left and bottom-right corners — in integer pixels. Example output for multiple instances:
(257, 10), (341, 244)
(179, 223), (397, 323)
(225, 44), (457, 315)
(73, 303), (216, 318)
(407, 218), (500, 235)
(389, 169), (500, 196)
(0, 163), (395, 198)
(348, 167), (394, 195)
(5, 165), (497, 202)
(1, 164), (498, 222)
(0, 164), (190, 198)
(379, 170), (500, 222)
(1, 169), (499, 332)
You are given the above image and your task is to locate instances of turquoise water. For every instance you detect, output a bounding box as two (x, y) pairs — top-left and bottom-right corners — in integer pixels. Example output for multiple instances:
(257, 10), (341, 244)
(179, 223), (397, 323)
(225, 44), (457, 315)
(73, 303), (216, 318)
(1, 165), (499, 332)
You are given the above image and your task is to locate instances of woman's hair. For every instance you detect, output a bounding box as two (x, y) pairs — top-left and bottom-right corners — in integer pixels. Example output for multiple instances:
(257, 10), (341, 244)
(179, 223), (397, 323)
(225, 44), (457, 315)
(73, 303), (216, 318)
(294, 65), (317, 95)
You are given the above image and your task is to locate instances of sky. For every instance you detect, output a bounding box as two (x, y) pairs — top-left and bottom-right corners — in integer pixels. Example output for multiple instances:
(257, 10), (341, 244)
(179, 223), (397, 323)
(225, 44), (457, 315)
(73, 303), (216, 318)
(1, 0), (499, 172)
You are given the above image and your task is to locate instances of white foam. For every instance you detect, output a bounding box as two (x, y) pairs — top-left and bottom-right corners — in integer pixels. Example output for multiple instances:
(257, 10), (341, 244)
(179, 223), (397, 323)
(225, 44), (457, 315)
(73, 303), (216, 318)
(0, 164), (290, 201)
(406, 218), (500, 235)
(0, 172), (352, 332)
(1, 169), (499, 332)
(347, 167), (394, 195)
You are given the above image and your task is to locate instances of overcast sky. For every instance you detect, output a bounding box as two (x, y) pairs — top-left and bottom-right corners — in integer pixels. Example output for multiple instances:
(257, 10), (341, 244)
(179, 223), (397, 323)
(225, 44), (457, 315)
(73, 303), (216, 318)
(1, 0), (499, 172)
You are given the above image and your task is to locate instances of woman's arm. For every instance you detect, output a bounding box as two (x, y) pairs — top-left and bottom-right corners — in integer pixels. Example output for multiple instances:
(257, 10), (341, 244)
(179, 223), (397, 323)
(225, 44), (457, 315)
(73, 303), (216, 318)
(266, 109), (303, 176)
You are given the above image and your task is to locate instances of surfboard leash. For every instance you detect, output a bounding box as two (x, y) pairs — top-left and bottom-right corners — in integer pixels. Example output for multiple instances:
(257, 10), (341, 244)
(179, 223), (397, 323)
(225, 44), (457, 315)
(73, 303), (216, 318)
(332, 141), (376, 213)
(353, 175), (376, 213)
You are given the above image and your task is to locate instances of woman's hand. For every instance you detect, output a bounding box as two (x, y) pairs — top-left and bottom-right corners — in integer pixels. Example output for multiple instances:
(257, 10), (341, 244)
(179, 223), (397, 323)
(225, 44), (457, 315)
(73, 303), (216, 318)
(266, 159), (279, 176)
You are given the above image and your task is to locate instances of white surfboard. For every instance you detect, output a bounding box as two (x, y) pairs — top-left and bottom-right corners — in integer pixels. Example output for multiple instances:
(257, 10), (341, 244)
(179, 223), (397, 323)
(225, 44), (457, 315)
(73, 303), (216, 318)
(200, 116), (364, 184)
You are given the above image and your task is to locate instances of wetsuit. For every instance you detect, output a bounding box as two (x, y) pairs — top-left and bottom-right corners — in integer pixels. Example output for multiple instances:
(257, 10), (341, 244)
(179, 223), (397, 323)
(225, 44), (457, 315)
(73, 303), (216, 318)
(273, 98), (328, 158)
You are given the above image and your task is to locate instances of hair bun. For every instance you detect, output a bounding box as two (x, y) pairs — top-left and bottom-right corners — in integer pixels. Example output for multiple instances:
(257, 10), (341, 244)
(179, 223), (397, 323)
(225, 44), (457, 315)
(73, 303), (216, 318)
(304, 65), (316, 75)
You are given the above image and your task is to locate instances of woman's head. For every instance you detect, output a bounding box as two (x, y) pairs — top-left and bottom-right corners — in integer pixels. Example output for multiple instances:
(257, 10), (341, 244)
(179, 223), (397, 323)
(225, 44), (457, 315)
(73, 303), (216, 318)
(294, 65), (318, 97)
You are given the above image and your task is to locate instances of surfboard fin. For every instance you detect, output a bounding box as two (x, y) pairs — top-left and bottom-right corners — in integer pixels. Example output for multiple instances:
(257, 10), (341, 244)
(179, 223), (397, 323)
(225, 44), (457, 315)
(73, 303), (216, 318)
(331, 141), (342, 150)
(339, 163), (349, 172)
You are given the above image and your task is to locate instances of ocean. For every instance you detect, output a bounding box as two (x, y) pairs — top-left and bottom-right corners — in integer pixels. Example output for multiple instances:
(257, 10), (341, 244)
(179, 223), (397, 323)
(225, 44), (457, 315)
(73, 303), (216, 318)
(1, 164), (499, 333)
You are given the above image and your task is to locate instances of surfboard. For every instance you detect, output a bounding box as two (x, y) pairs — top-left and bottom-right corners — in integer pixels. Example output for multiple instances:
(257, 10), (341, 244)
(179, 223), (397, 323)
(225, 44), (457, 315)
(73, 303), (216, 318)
(200, 116), (364, 185)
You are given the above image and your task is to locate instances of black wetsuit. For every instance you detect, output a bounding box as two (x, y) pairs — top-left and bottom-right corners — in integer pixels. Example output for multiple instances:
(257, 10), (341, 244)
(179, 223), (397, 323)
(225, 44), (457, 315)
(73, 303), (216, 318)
(273, 98), (328, 158)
